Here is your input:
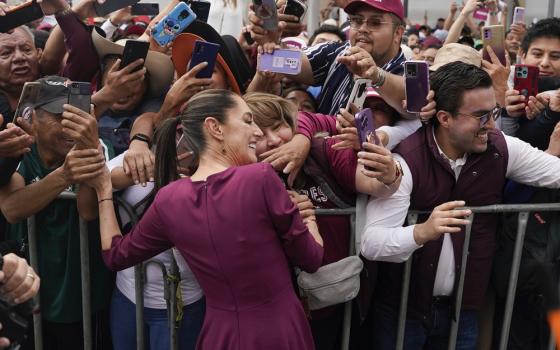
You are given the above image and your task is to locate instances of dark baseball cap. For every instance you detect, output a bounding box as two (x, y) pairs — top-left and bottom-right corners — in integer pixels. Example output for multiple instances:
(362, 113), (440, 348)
(34, 76), (70, 115)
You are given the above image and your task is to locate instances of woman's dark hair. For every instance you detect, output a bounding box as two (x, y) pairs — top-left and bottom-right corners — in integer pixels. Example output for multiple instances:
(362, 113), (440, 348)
(153, 89), (238, 191)
(430, 62), (492, 120)
(521, 18), (560, 54)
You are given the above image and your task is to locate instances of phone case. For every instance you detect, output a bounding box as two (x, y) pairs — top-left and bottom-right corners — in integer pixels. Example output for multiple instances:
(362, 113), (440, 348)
(253, 0), (278, 31)
(130, 3), (160, 16)
(284, 0), (307, 20)
(473, 8), (489, 21)
(482, 25), (507, 66)
(0, 1), (44, 33)
(355, 108), (379, 148)
(188, 41), (221, 79)
(190, 1), (211, 23)
(514, 64), (539, 103)
(68, 82), (92, 113)
(346, 79), (371, 110)
(120, 40), (150, 71)
(151, 2), (197, 47)
(94, 0), (140, 17)
(513, 7), (525, 24)
(258, 49), (302, 75)
(405, 61), (430, 113)
(14, 82), (41, 124)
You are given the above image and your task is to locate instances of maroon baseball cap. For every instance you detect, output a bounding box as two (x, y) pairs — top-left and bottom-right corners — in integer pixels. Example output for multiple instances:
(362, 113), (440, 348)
(344, 0), (405, 21)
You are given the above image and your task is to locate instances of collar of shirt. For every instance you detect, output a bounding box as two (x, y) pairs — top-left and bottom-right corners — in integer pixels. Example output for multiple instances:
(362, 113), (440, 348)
(432, 127), (468, 179)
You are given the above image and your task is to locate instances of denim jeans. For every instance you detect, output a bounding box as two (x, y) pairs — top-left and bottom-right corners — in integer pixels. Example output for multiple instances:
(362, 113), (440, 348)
(373, 300), (479, 350)
(110, 288), (205, 350)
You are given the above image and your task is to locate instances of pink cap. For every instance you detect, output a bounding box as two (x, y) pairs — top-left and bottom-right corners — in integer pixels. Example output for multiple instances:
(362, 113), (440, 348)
(366, 87), (382, 99)
(344, 0), (405, 21)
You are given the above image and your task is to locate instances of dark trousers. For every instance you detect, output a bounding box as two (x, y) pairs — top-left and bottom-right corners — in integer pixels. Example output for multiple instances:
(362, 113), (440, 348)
(310, 305), (345, 350)
(493, 294), (550, 350)
(373, 299), (479, 350)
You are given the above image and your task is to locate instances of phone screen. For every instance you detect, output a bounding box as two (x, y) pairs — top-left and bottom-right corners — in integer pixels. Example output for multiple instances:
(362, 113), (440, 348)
(0, 2), (44, 33)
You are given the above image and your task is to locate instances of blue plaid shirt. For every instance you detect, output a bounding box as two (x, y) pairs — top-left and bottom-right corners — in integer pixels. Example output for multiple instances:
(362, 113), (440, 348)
(304, 41), (406, 116)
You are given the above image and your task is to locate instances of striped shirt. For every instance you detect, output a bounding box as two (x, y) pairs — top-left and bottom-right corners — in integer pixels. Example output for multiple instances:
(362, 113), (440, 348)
(304, 41), (406, 116)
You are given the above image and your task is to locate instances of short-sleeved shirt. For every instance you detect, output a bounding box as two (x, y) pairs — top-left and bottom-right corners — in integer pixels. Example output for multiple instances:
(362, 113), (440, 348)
(304, 41), (406, 116)
(6, 142), (114, 323)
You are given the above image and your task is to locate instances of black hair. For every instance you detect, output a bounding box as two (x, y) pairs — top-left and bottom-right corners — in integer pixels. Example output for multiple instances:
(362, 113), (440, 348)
(419, 25), (431, 35)
(308, 25), (346, 46)
(521, 18), (560, 53)
(153, 89), (238, 191)
(426, 44), (442, 50)
(32, 29), (50, 50)
(430, 62), (493, 120)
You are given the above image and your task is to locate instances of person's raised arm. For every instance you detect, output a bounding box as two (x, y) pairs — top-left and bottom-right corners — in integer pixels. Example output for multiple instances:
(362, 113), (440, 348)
(444, 1), (458, 31)
(445, 0), (480, 45)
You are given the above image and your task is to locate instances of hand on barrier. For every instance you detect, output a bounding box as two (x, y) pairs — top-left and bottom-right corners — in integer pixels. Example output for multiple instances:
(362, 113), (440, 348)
(61, 147), (106, 185)
(413, 201), (472, 245)
(0, 254), (39, 305)
(259, 134), (311, 187)
(61, 104), (99, 150)
(357, 143), (397, 184)
(123, 140), (155, 187)
(0, 115), (34, 158)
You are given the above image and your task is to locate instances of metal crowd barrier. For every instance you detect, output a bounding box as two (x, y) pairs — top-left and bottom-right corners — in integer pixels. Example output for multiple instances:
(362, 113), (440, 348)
(25, 192), (560, 350)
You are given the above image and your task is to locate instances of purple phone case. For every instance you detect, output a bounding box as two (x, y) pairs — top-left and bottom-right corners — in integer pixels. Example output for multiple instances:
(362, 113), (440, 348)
(405, 61), (430, 113)
(355, 108), (378, 147)
(258, 49), (302, 75)
(151, 2), (197, 47)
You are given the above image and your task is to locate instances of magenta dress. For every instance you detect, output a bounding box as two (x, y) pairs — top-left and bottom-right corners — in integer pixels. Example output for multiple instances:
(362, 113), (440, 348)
(102, 163), (323, 349)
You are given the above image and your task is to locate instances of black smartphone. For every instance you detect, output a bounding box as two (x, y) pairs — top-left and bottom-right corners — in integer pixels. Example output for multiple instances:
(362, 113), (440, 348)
(130, 3), (160, 16)
(0, 1), (44, 33)
(283, 0), (306, 22)
(119, 40), (150, 71)
(68, 82), (92, 113)
(189, 1), (211, 23)
(188, 40), (220, 79)
(94, 0), (140, 17)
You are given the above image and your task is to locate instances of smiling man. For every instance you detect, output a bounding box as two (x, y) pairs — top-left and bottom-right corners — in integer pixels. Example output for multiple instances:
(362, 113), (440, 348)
(361, 62), (560, 350)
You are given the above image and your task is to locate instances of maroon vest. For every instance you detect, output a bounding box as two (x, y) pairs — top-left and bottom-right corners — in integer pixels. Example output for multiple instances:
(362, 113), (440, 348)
(376, 124), (509, 320)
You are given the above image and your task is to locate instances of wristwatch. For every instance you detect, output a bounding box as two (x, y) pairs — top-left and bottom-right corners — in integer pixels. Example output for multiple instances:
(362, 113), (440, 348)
(130, 133), (152, 148)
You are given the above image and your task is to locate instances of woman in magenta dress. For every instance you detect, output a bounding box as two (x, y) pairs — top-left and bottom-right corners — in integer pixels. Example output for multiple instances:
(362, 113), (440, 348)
(87, 90), (324, 349)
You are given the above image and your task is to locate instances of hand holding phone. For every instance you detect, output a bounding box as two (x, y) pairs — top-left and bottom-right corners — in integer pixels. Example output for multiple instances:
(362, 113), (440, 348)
(0, 1), (43, 33)
(405, 61), (430, 113)
(120, 40), (150, 71)
(67, 82), (92, 113)
(151, 2), (197, 47)
(188, 41), (221, 79)
(513, 64), (539, 103)
(346, 79), (371, 111)
(252, 0), (278, 31)
(512, 7), (525, 24)
(355, 108), (379, 148)
(258, 49), (302, 75)
(482, 25), (507, 66)
(283, 0), (307, 23)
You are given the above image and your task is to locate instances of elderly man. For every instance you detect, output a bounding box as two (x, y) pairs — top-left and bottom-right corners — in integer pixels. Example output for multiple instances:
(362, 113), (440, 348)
(0, 76), (113, 350)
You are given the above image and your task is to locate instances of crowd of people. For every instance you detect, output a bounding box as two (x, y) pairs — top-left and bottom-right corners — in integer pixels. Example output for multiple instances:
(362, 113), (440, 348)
(0, 0), (560, 349)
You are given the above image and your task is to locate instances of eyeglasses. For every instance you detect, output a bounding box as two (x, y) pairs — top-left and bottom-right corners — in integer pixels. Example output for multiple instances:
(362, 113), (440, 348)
(455, 105), (502, 127)
(348, 16), (394, 31)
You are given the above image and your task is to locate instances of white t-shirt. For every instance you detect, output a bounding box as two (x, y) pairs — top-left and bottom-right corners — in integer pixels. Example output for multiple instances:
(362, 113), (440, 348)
(107, 153), (204, 309)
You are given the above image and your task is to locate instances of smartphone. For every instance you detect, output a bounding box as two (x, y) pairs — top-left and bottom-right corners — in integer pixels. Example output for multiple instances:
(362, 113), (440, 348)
(151, 2), (197, 47)
(283, 0), (307, 22)
(482, 25), (507, 66)
(190, 1), (211, 23)
(252, 0), (278, 31)
(473, 7), (489, 21)
(0, 1), (44, 33)
(513, 64), (539, 103)
(258, 49), (302, 75)
(243, 28), (255, 45)
(346, 78), (371, 111)
(405, 61), (430, 113)
(512, 7), (525, 24)
(14, 82), (41, 124)
(94, 0), (140, 17)
(130, 3), (160, 16)
(188, 40), (220, 79)
(120, 40), (150, 71)
(67, 82), (92, 113)
(355, 108), (379, 150)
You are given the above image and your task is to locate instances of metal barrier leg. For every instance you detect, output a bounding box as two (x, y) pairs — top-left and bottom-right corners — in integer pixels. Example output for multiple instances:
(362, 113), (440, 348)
(549, 333), (556, 350)
(499, 212), (529, 350)
(79, 218), (92, 350)
(448, 214), (475, 350)
(340, 214), (356, 350)
(169, 258), (180, 350)
(27, 216), (43, 350)
(134, 264), (146, 350)
(396, 213), (419, 350)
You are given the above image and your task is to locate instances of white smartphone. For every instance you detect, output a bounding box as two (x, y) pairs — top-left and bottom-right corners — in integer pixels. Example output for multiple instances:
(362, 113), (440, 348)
(345, 78), (371, 111)
(513, 7), (525, 24)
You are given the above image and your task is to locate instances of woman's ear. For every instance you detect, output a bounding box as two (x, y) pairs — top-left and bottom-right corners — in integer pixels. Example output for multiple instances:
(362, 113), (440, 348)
(203, 117), (224, 141)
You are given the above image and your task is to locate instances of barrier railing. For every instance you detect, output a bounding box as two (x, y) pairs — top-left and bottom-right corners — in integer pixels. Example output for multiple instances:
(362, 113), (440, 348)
(24, 194), (560, 350)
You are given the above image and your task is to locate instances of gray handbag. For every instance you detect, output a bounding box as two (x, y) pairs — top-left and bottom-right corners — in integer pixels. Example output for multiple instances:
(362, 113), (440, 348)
(297, 255), (363, 310)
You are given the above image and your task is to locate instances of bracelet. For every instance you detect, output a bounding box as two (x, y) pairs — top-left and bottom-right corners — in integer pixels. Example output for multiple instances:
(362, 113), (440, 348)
(98, 198), (113, 204)
(130, 133), (152, 148)
(383, 160), (403, 187)
(371, 68), (387, 89)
